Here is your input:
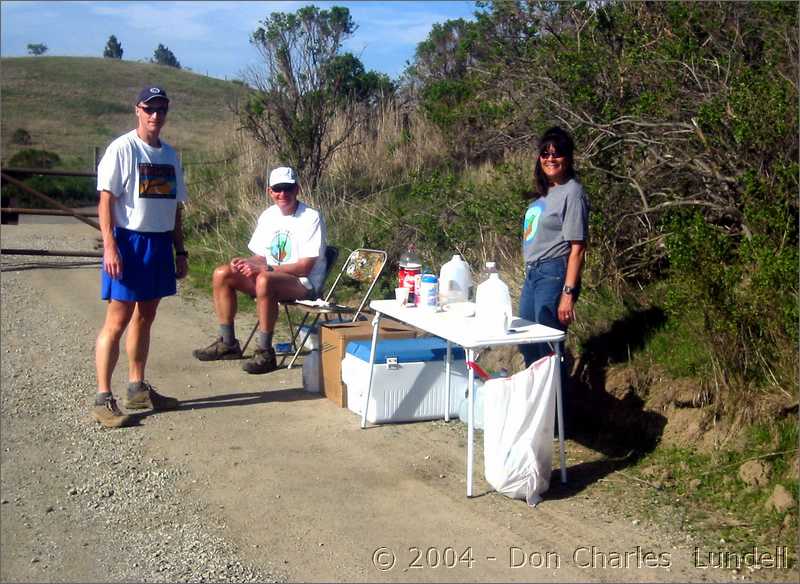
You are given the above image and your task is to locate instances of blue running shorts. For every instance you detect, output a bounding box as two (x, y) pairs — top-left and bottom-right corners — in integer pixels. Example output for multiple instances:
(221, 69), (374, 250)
(101, 227), (176, 302)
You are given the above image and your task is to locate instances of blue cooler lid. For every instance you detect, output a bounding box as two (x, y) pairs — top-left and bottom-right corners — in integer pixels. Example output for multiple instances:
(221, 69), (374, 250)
(346, 337), (465, 363)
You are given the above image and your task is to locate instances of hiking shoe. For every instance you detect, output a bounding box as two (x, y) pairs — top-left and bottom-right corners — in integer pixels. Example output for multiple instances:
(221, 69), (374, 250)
(193, 337), (242, 361)
(242, 347), (278, 374)
(123, 382), (179, 411)
(92, 395), (130, 428)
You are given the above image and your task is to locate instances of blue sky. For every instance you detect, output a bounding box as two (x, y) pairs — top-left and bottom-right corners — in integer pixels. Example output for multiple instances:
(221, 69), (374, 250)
(1, 1), (481, 80)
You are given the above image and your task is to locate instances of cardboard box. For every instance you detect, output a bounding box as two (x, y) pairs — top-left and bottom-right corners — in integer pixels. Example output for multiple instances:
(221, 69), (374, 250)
(320, 320), (417, 407)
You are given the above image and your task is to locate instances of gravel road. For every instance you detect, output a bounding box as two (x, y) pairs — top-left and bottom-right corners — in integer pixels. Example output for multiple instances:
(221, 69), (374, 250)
(1, 224), (278, 582)
(2, 222), (788, 583)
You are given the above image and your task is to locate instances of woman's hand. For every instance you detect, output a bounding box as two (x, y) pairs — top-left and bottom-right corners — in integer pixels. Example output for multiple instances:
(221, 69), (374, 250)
(103, 244), (123, 280)
(557, 293), (575, 326)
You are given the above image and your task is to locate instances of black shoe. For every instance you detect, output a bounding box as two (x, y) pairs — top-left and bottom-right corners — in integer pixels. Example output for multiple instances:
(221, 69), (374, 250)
(193, 337), (242, 361)
(242, 347), (278, 374)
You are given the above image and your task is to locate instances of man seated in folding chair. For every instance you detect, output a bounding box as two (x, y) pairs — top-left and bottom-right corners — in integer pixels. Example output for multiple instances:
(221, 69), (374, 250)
(193, 166), (326, 374)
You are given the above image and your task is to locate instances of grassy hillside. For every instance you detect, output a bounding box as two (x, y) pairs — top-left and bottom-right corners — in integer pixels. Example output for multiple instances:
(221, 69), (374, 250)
(1, 56), (248, 169)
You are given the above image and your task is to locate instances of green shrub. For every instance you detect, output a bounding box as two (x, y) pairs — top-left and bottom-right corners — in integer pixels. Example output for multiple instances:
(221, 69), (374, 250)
(11, 128), (32, 145)
(8, 148), (61, 169)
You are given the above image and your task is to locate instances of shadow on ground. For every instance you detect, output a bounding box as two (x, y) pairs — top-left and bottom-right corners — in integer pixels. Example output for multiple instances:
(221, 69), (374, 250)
(127, 387), (317, 425)
(552, 307), (670, 492)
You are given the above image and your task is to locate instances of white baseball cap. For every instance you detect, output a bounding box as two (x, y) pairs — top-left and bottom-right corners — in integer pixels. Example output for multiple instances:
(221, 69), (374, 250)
(268, 166), (298, 187)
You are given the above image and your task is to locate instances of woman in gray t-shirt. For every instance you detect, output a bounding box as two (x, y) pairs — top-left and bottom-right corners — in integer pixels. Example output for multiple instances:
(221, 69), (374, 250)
(519, 127), (589, 366)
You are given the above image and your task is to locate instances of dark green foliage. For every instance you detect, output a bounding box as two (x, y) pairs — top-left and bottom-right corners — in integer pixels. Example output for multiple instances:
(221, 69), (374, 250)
(11, 128), (32, 145)
(3, 174), (96, 209)
(4, 149), (95, 209)
(26, 43), (47, 56)
(8, 148), (61, 169)
(405, 0), (798, 396)
(152, 44), (181, 68)
(103, 35), (123, 59)
(323, 53), (394, 105)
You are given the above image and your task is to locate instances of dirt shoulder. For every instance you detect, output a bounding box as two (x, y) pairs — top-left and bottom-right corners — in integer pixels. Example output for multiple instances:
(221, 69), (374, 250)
(1, 222), (791, 582)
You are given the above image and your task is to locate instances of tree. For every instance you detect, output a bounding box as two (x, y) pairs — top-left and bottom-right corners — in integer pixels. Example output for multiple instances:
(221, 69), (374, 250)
(103, 35), (123, 59)
(323, 53), (395, 106)
(241, 5), (389, 191)
(26, 43), (47, 56)
(152, 44), (180, 68)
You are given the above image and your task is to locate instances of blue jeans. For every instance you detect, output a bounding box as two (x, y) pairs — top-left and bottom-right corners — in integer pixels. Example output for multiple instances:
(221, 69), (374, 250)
(518, 256), (568, 367)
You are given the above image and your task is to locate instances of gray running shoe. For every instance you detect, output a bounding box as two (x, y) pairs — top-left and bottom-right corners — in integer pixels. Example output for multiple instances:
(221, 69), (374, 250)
(242, 347), (278, 374)
(124, 382), (179, 411)
(92, 395), (130, 428)
(193, 337), (242, 361)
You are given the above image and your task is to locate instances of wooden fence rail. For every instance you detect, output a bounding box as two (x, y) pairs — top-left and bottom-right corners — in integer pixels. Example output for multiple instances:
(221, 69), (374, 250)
(1, 167), (101, 259)
(1, 172), (100, 230)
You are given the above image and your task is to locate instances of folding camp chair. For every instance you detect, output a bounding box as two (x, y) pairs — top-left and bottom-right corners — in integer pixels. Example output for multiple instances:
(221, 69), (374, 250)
(282, 247), (387, 369)
(242, 247), (388, 370)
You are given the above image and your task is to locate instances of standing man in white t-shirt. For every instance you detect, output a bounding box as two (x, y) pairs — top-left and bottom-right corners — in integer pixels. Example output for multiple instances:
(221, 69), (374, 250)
(193, 166), (326, 375)
(92, 85), (188, 428)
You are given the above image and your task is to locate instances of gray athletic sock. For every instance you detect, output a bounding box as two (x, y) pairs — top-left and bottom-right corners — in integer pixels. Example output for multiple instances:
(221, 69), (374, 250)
(127, 381), (145, 396)
(220, 324), (236, 346)
(95, 393), (112, 405)
(257, 331), (272, 351)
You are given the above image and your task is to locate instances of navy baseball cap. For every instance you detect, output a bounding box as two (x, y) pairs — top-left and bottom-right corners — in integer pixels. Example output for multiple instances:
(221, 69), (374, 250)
(136, 86), (169, 105)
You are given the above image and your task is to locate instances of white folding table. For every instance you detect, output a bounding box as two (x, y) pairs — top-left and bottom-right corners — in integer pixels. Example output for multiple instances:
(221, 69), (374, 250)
(362, 299), (568, 497)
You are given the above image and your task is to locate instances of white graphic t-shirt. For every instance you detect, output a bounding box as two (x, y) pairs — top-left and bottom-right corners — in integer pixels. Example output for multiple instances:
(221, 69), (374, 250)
(97, 130), (188, 232)
(247, 202), (327, 292)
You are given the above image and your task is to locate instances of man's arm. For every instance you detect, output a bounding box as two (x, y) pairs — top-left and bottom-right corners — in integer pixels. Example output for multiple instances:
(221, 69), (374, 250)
(271, 257), (316, 277)
(99, 190), (122, 279)
(232, 255), (317, 278)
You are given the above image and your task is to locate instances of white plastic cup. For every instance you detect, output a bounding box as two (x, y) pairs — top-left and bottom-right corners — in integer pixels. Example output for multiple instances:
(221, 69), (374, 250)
(395, 287), (409, 306)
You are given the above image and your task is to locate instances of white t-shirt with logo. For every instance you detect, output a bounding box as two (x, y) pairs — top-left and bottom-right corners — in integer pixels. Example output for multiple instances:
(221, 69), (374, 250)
(97, 129), (188, 232)
(247, 202), (327, 292)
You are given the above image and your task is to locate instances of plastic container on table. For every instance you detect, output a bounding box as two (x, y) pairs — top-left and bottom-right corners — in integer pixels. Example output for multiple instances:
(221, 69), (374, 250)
(398, 245), (422, 305)
(418, 273), (439, 310)
(474, 269), (512, 336)
(438, 254), (473, 307)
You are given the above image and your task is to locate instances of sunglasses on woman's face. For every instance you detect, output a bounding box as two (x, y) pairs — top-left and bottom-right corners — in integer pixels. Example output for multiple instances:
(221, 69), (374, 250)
(539, 151), (564, 160)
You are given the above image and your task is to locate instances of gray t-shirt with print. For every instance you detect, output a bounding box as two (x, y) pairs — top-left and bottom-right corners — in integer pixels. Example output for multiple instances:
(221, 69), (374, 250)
(522, 178), (589, 264)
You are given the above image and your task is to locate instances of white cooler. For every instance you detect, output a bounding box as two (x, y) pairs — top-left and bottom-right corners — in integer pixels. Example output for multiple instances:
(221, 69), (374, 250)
(342, 337), (467, 423)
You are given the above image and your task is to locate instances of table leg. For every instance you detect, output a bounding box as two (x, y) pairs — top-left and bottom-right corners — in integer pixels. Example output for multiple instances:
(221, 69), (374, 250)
(553, 342), (567, 483)
(361, 312), (382, 429)
(466, 348), (475, 497)
(444, 340), (452, 422)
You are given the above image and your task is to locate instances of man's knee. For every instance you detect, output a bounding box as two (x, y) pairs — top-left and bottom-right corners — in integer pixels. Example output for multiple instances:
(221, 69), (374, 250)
(255, 271), (274, 298)
(212, 263), (235, 287)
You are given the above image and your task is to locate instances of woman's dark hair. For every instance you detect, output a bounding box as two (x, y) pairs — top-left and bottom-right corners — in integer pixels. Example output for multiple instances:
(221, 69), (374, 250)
(532, 126), (575, 198)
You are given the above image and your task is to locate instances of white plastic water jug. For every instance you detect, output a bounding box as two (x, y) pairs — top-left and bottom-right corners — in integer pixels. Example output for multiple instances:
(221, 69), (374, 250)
(438, 254), (473, 306)
(474, 272), (512, 336)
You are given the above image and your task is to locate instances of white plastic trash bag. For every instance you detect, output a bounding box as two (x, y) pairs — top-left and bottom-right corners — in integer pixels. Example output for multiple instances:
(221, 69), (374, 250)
(483, 354), (557, 506)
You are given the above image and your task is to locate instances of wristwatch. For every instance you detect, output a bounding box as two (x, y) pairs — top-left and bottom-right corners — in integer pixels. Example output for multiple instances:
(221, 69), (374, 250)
(176, 250), (189, 258)
(562, 284), (575, 295)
